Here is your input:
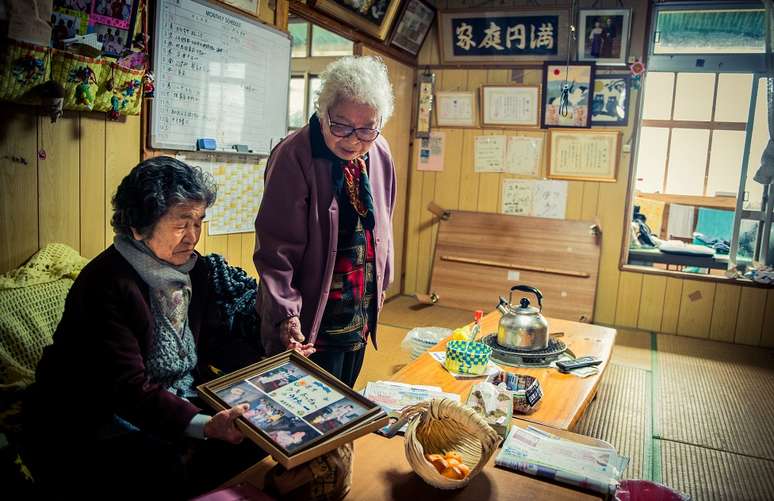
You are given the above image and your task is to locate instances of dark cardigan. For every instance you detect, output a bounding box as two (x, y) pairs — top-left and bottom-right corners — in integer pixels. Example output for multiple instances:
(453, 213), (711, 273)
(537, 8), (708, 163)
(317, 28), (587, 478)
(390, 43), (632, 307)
(25, 245), (261, 441)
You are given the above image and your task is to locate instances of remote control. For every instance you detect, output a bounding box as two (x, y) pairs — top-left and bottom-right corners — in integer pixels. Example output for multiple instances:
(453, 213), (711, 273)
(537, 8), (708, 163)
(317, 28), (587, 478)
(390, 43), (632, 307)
(556, 356), (603, 372)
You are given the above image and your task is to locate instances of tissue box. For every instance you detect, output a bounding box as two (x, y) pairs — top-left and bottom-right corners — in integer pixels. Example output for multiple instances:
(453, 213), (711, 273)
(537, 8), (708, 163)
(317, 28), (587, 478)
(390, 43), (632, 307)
(466, 382), (512, 439)
(445, 340), (492, 375)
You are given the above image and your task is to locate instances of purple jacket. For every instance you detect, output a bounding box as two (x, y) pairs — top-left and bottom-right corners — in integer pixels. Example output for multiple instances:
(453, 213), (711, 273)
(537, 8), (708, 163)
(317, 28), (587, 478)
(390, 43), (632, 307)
(254, 125), (396, 355)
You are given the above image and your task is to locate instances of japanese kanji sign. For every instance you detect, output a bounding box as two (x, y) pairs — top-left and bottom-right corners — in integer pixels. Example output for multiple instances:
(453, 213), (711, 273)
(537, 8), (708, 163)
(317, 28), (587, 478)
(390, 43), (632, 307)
(439, 10), (568, 64)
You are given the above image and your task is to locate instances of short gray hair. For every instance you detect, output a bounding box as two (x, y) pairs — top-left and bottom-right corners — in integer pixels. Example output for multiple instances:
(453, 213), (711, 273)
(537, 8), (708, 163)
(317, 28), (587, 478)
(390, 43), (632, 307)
(315, 56), (394, 125)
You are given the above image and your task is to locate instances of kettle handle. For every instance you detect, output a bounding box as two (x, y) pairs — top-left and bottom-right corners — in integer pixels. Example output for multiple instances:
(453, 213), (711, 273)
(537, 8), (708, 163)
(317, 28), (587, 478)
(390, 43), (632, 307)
(509, 285), (543, 311)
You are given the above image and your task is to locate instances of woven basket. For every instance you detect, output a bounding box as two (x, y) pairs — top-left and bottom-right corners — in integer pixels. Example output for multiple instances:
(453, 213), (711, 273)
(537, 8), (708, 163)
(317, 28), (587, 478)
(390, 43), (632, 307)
(401, 398), (501, 489)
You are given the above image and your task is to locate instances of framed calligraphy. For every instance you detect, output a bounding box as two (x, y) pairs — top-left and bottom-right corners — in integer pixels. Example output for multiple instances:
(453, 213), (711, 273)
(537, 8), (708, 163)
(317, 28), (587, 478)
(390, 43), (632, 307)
(437, 9), (569, 64)
(313, 0), (402, 41)
(481, 84), (541, 127)
(197, 350), (388, 469)
(435, 91), (477, 127)
(547, 129), (621, 182)
(578, 9), (631, 66)
(541, 62), (595, 128)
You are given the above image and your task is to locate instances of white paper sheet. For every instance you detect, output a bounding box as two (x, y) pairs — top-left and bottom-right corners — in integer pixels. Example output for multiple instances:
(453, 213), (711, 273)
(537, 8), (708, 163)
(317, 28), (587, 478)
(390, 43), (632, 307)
(666, 203), (695, 239)
(532, 180), (568, 219)
(475, 135), (506, 172)
(505, 136), (543, 176)
(502, 179), (534, 215)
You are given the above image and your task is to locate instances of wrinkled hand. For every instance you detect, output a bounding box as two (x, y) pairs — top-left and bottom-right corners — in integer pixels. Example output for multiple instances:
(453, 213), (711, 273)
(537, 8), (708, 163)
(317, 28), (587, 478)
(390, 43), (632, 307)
(280, 316), (316, 357)
(204, 404), (248, 444)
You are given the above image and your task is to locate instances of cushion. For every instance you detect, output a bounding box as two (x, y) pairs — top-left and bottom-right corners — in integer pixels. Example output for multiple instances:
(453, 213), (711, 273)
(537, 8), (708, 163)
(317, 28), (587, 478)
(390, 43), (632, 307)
(658, 241), (715, 256)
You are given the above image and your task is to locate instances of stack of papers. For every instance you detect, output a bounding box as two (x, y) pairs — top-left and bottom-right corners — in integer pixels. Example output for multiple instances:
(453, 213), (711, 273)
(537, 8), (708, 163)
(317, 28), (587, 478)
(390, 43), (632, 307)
(362, 381), (460, 434)
(495, 426), (629, 495)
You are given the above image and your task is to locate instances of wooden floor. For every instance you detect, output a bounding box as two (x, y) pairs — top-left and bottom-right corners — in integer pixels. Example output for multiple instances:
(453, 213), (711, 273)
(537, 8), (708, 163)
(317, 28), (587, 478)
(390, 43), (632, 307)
(364, 295), (774, 501)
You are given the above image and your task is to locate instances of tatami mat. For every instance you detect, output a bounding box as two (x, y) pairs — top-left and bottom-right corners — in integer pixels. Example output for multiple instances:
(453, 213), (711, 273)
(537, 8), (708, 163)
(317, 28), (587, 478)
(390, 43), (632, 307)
(572, 364), (650, 480)
(379, 295), (475, 330)
(609, 328), (652, 371)
(354, 324), (411, 391)
(659, 439), (774, 501)
(655, 335), (774, 460)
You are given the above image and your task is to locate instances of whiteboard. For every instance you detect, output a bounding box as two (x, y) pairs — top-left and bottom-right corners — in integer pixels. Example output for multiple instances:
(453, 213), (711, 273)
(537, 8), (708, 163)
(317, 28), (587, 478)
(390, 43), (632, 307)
(151, 0), (291, 154)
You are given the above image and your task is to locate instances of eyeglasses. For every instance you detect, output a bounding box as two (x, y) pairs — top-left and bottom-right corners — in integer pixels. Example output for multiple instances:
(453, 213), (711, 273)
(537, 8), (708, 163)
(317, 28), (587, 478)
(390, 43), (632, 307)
(327, 113), (381, 142)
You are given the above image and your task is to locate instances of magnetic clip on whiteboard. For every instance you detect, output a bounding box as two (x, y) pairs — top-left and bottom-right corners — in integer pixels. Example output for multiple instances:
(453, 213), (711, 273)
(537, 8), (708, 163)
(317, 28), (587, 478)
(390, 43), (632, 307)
(196, 138), (217, 151)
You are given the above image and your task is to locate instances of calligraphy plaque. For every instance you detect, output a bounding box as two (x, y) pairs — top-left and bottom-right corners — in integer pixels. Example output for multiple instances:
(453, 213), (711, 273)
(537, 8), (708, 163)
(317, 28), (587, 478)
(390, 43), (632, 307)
(438, 9), (569, 64)
(547, 129), (621, 182)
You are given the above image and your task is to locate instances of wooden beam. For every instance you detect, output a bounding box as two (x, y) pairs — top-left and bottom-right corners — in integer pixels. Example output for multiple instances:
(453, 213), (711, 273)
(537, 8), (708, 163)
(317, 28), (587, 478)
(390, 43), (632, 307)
(635, 192), (737, 210)
(641, 119), (746, 131)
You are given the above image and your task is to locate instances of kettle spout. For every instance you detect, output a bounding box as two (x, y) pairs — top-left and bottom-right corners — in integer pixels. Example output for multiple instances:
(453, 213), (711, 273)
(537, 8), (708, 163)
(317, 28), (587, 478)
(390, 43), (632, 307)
(496, 296), (511, 316)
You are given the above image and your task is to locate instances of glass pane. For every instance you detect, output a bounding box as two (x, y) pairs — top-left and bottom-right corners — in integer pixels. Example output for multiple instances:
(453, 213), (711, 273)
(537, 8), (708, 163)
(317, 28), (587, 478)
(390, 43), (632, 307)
(653, 9), (765, 54)
(715, 74), (753, 122)
(289, 21), (308, 58)
(673, 73), (715, 122)
(641, 72), (675, 120)
(288, 77), (305, 129)
(665, 128), (710, 195)
(311, 25), (353, 56)
(308, 76), (321, 119)
(744, 77), (768, 210)
(635, 127), (670, 194)
(706, 130), (745, 197)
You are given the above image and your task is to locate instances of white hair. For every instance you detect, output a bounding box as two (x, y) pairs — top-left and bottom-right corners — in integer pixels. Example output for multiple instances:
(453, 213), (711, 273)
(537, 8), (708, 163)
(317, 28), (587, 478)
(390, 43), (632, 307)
(315, 56), (394, 125)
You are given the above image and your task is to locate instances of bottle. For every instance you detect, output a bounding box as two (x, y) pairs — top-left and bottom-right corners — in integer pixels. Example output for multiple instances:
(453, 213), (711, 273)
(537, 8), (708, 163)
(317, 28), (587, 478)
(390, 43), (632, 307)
(470, 310), (484, 340)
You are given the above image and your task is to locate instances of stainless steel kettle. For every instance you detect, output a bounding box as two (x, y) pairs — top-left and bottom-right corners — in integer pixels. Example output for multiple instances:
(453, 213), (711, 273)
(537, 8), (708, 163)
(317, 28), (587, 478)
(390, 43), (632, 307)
(496, 285), (549, 351)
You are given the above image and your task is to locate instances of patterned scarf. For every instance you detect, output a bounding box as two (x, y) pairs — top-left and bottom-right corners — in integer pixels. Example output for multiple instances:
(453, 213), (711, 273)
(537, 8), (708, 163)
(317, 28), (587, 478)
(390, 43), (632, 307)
(339, 156), (375, 230)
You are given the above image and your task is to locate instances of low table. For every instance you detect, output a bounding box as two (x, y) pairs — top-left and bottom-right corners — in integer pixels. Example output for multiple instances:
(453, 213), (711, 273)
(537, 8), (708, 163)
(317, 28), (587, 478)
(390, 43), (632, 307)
(226, 420), (611, 500)
(390, 311), (617, 430)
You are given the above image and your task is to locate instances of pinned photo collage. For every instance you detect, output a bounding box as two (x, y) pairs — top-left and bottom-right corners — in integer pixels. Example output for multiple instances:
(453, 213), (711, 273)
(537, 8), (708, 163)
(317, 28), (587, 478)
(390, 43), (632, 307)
(52, 0), (137, 56)
(215, 362), (369, 454)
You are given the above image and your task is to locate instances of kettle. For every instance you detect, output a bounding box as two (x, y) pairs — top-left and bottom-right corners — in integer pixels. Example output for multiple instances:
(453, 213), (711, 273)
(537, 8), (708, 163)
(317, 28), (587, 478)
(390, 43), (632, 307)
(496, 285), (549, 351)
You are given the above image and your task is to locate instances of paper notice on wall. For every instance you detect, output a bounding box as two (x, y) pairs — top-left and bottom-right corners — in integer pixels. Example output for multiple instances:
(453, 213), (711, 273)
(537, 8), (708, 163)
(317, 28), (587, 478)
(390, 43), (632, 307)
(417, 131), (445, 171)
(475, 135), (506, 172)
(7, 0), (53, 46)
(667, 204), (695, 239)
(532, 180), (568, 219)
(505, 136), (543, 176)
(502, 179), (533, 215)
(177, 154), (266, 235)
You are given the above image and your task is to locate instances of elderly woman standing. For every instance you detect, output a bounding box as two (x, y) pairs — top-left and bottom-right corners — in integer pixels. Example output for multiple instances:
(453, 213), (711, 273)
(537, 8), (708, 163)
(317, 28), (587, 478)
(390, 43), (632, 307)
(22, 157), (265, 499)
(254, 56), (396, 387)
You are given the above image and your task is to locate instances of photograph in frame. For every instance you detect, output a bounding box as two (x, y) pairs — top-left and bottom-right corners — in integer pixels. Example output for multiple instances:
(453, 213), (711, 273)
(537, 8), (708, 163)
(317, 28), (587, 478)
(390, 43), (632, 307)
(481, 84), (541, 127)
(547, 128), (621, 182)
(435, 91), (477, 127)
(390, 0), (436, 55)
(541, 62), (595, 128)
(199, 351), (386, 468)
(591, 74), (630, 126)
(577, 9), (631, 66)
(314, 0), (402, 40)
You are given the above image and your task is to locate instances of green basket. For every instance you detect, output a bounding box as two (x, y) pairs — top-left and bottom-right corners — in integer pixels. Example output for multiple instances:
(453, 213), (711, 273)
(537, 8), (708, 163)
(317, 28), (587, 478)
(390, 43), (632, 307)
(445, 340), (492, 375)
(0, 40), (50, 102)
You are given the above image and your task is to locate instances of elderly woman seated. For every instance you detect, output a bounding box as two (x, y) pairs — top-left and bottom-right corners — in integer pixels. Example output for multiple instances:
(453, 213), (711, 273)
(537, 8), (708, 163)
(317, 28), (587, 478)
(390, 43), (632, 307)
(21, 157), (265, 499)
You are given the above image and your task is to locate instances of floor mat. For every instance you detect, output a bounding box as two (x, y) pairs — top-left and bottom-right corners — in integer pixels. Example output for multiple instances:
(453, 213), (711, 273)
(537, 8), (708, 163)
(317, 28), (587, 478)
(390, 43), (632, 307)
(572, 363), (650, 480)
(380, 295), (474, 330)
(655, 335), (774, 460)
(659, 439), (774, 501)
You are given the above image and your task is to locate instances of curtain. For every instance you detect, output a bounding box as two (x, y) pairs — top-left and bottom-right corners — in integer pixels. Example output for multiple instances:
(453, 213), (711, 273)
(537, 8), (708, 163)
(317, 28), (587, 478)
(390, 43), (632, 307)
(754, 0), (774, 184)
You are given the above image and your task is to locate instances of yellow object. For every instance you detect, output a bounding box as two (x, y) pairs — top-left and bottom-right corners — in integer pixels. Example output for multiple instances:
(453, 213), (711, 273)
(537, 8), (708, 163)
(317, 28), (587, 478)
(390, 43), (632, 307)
(451, 327), (471, 341)
(444, 340), (492, 375)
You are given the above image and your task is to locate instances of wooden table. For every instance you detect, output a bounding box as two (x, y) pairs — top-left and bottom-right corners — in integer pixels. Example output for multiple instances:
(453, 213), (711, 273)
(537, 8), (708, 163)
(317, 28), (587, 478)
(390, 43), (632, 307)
(227, 419), (610, 500)
(390, 311), (617, 430)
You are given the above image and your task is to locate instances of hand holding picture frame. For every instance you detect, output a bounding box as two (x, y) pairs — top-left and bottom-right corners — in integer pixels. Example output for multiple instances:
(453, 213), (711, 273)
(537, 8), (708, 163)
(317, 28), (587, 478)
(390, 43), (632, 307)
(547, 129), (621, 182)
(197, 350), (388, 469)
(481, 84), (541, 127)
(541, 62), (595, 128)
(389, 0), (436, 55)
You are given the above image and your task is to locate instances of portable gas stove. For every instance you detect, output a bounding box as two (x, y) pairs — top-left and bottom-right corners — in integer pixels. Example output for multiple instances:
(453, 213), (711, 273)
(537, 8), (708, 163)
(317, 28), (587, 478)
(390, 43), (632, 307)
(481, 333), (573, 368)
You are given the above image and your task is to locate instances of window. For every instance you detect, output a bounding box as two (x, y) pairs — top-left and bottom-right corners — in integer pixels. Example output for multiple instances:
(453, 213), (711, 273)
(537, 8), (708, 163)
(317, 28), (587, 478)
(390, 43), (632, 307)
(286, 19), (354, 132)
(626, 2), (771, 277)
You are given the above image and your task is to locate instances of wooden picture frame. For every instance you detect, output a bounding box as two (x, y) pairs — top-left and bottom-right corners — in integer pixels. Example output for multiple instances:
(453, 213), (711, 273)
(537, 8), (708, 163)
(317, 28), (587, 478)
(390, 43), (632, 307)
(480, 84), (541, 128)
(591, 74), (630, 126)
(435, 91), (477, 127)
(313, 0), (402, 41)
(541, 61), (595, 129)
(577, 9), (631, 66)
(197, 350), (388, 469)
(437, 8), (569, 65)
(389, 0), (436, 55)
(547, 129), (621, 182)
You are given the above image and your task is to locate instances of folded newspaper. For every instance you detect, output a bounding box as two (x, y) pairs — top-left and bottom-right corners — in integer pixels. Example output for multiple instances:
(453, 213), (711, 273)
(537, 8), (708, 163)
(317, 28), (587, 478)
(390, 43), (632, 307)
(495, 425), (628, 495)
(361, 381), (460, 434)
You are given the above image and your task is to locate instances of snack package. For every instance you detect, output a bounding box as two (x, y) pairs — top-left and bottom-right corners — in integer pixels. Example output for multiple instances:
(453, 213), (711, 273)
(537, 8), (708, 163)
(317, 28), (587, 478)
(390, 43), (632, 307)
(466, 381), (512, 439)
(488, 371), (543, 414)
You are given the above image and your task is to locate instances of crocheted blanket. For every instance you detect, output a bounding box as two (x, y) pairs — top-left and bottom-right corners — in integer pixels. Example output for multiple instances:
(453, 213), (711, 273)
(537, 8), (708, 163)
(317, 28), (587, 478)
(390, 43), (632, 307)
(202, 253), (258, 340)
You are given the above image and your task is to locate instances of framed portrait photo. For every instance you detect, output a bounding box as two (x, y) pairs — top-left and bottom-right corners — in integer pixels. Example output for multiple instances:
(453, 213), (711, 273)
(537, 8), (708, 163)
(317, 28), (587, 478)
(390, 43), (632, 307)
(547, 128), (621, 182)
(591, 74), (630, 126)
(313, 0), (402, 41)
(542, 62), (595, 128)
(577, 9), (631, 66)
(197, 351), (388, 469)
(435, 91), (477, 127)
(481, 84), (540, 128)
(389, 0), (436, 55)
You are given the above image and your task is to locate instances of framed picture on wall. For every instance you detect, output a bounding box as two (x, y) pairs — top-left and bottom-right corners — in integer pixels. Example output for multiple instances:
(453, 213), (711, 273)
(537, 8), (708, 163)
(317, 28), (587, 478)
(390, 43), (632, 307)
(591, 74), (630, 126)
(435, 91), (477, 127)
(480, 84), (541, 127)
(547, 129), (621, 182)
(313, 0), (402, 41)
(577, 9), (631, 66)
(389, 0), (436, 55)
(541, 62), (595, 128)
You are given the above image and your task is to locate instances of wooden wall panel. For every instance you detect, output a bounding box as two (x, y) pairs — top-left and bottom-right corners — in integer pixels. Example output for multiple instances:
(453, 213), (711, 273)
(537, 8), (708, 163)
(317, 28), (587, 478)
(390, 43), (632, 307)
(38, 114), (80, 251)
(661, 278), (684, 334)
(614, 271), (643, 328)
(105, 115), (140, 247)
(79, 115), (107, 259)
(0, 109), (39, 272)
(734, 288), (767, 346)
(761, 291), (774, 348)
(637, 274), (666, 332)
(676, 281), (716, 338)
(709, 284), (741, 343)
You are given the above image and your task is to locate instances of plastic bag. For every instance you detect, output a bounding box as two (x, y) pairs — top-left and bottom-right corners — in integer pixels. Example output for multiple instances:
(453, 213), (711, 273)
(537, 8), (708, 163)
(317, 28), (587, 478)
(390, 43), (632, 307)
(400, 327), (451, 360)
